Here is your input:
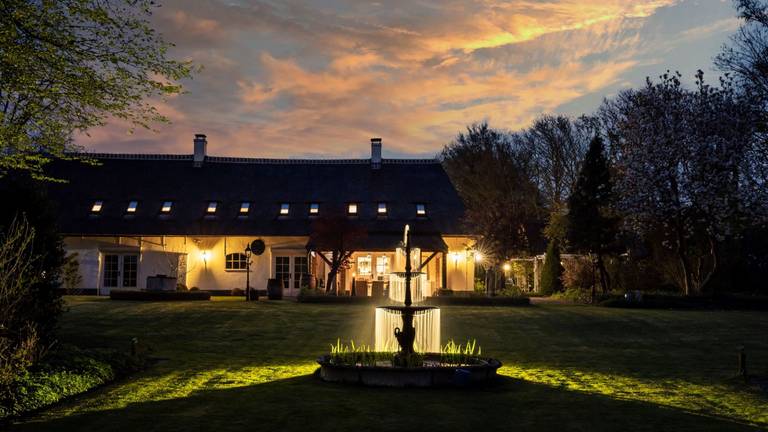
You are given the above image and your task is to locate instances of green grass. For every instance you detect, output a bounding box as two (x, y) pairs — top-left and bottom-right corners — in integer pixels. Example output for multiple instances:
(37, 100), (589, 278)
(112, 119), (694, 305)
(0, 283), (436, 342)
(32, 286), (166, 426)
(8, 297), (768, 431)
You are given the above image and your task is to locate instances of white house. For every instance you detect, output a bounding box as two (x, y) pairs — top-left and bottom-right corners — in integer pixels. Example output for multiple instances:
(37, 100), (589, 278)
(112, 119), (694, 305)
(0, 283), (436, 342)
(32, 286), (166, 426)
(47, 136), (477, 297)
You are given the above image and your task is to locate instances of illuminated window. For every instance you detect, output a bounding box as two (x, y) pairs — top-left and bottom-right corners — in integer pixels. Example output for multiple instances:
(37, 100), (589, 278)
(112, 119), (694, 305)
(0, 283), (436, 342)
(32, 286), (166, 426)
(416, 203), (426, 216)
(376, 255), (390, 275)
(377, 202), (387, 214)
(280, 203), (290, 215)
(225, 253), (248, 270)
(206, 202), (217, 214)
(240, 202), (250, 214)
(348, 203), (358, 215)
(126, 201), (138, 213)
(309, 203), (319, 214)
(91, 201), (103, 213)
(356, 255), (372, 276)
(161, 201), (172, 213)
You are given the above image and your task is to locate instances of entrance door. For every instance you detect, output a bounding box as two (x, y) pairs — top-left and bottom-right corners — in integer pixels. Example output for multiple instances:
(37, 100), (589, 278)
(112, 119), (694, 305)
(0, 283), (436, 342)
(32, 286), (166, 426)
(274, 255), (310, 297)
(102, 253), (139, 294)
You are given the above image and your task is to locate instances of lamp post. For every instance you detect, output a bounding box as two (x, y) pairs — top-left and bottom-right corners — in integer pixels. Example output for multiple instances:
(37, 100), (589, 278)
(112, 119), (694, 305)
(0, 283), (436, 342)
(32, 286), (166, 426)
(245, 244), (254, 301)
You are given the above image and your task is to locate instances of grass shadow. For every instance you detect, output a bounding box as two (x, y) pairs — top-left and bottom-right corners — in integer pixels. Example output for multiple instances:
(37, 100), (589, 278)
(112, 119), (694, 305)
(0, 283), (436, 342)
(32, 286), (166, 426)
(10, 374), (763, 432)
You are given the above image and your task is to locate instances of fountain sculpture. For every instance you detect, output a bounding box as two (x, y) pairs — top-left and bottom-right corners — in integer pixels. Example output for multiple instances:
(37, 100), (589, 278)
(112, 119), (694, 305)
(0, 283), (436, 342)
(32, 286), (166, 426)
(317, 225), (501, 387)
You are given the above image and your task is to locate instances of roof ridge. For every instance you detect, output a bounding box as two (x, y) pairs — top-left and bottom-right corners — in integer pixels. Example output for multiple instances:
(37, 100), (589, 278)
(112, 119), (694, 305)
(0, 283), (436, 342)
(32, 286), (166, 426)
(67, 152), (439, 164)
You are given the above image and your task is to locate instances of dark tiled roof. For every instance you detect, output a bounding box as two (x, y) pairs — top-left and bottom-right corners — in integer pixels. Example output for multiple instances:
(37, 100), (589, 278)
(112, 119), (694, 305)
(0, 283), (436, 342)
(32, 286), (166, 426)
(45, 154), (469, 238)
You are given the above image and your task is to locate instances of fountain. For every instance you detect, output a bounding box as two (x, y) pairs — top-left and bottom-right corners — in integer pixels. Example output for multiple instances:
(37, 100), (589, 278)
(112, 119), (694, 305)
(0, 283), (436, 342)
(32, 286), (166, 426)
(317, 225), (501, 387)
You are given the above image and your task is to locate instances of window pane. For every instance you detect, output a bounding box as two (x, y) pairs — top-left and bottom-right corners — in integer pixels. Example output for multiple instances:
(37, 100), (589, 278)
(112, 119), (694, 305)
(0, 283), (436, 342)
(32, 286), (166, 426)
(240, 202), (250, 213)
(127, 201), (138, 212)
(161, 201), (172, 212)
(91, 201), (103, 213)
(357, 255), (372, 275)
(348, 203), (358, 214)
(416, 204), (426, 215)
(309, 203), (319, 214)
(378, 202), (387, 214)
(207, 202), (217, 213)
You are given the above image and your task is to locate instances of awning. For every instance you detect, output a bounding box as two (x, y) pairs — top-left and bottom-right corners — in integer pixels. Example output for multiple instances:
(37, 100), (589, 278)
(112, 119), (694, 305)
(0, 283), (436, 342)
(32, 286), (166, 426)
(306, 232), (448, 253)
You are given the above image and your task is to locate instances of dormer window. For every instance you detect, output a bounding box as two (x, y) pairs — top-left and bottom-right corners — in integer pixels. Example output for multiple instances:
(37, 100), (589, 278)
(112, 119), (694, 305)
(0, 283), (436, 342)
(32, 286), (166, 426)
(416, 203), (426, 216)
(280, 203), (290, 215)
(161, 201), (173, 213)
(91, 200), (103, 213)
(309, 203), (319, 215)
(126, 201), (138, 213)
(377, 202), (387, 214)
(348, 203), (358, 215)
(206, 202), (218, 214)
(240, 202), (250, 214)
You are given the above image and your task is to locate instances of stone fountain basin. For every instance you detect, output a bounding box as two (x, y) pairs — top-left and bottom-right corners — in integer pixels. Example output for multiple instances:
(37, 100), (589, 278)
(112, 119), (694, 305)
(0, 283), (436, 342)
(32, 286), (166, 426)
(316, 354), (502, 387)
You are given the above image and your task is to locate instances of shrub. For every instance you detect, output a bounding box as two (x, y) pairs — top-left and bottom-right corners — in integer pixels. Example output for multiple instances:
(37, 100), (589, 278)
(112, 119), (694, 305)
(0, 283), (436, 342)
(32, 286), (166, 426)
(0, 344), (144, 419)
(539, 240), (563, 295)
(62, 253), (82, 291)
(176, 283), (188, 292)
(231, 288), (244, 296)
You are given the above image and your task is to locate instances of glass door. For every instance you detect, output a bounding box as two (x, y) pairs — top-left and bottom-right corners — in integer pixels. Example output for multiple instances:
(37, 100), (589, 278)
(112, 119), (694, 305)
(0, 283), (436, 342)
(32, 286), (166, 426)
(102, 253), (139, 294)
(274, 255), (309, 297)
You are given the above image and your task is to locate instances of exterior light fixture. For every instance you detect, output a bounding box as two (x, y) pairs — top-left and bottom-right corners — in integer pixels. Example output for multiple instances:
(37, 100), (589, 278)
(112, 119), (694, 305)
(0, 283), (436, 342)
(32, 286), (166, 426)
(348, 203), (358, 215)
(201, 250), (211, 269)
(244, 243), (254, 301)
(474, 252), (483, 263)
(502, 263), (511, 272)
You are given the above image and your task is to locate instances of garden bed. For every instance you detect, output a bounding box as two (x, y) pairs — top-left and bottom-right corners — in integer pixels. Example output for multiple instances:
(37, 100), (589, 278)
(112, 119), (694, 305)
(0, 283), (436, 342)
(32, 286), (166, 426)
(297, 295), (382, 304)
(600, 293), (768, 310)
(109, 289), (211, 301)
(1, 344), (144, 421)
(425, 295), (530, 306)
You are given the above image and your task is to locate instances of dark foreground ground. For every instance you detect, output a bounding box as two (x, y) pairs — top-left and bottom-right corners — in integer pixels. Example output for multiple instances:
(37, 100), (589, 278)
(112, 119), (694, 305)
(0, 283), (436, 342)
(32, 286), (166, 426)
(10, 297), (768, 431)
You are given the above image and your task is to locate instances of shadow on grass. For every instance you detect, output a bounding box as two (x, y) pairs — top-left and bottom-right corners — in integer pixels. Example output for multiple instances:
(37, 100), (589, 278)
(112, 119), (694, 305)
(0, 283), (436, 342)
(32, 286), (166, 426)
(10, 374), (762, 432)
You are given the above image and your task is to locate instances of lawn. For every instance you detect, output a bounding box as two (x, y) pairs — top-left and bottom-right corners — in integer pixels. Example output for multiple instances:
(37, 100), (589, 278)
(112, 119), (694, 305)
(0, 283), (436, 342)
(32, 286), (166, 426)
(9, 297), (768, 432)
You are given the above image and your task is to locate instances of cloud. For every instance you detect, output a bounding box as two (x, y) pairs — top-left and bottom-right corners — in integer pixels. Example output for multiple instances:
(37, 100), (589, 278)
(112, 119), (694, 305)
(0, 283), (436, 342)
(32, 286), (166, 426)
(75, 0), (737, 158)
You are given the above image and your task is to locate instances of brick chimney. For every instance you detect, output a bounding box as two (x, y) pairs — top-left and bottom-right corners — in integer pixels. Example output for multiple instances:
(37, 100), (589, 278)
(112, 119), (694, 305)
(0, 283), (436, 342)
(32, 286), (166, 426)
(371, 137), (382, 169)
(193, 134), (207, 167)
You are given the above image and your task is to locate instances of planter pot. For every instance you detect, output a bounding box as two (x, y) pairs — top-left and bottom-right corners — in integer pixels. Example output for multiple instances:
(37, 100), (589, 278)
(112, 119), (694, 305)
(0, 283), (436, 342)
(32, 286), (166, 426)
(267, 278), (283, 300)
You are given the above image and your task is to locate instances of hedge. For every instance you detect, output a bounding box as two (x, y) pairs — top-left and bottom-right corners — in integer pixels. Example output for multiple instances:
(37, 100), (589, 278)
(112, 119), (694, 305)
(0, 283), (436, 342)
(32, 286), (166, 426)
(1, 345), (144, 420)
(109, 289), (211, 301)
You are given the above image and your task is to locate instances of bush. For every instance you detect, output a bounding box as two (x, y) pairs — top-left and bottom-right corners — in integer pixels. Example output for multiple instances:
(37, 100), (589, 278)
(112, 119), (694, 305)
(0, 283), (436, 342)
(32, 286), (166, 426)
(109, 290), (211, 301)
(0, 344), (144, 419)
(539, 240), (563, 295)
(176, 283), (188, 291)
(231, 288), (244, 296)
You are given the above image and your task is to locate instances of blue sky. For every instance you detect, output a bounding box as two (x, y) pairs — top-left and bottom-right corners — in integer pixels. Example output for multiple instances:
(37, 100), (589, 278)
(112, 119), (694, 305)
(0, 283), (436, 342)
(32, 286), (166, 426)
(78, 0), (741, 158)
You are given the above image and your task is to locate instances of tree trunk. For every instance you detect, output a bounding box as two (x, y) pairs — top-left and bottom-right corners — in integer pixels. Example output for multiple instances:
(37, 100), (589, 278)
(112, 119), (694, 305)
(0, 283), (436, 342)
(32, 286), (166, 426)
(596, 254), (609, 294)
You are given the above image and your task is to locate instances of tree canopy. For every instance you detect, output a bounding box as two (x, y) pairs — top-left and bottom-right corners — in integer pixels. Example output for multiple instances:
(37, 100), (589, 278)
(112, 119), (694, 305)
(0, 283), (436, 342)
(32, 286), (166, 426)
(0, 0), (195, 179)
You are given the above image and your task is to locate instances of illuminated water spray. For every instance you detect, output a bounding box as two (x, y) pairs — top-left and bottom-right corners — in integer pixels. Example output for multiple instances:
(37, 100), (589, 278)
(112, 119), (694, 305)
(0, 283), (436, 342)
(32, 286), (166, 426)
(374, 225), (441, 355)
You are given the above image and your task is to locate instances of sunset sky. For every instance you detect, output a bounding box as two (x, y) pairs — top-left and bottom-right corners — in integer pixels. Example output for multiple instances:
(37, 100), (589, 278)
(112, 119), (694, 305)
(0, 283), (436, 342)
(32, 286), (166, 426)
(79, 0), (741, 158)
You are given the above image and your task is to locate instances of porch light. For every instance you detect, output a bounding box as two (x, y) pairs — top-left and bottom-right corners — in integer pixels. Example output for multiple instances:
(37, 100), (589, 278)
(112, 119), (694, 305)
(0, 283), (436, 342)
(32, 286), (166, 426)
(503, 263), (511, 272)
(207, 202), (217, 213)
(280, 203), (290, 215)
(348, 203), (358, 214)
(126, 201), (138, 213)
(201, 250), (211, 269)
(377, 202), (387, 214)
(91, 200), (103, 213)
(161, 201), (173, 213)
(474, 252), (483, 263)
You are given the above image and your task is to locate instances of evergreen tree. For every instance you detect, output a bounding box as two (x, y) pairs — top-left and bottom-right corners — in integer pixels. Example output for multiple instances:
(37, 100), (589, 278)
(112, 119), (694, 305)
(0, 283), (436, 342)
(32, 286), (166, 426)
(566, 136), (616, 294)
(539, 240), (563, 295)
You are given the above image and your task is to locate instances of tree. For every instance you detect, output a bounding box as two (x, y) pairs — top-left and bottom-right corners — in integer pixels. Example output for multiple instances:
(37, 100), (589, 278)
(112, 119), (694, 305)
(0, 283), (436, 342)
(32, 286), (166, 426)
(539, 240), (563, 295)
(716, 0), (768, 106)
(441, 122), (543, 263)
(515, 115), (593, 244)
(307, 214), (366, 294)
(0, 173), (64, 340)
(566, 136), (617, 294)
(62, 253), (83, 291)
(0, 0), (195, 178)
(600, 71), (763, 295)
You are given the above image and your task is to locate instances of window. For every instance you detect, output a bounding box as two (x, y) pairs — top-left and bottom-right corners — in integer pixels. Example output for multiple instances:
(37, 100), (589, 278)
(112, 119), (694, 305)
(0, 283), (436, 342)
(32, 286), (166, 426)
(377, 202), (387, 214)
(161, 201), (173, 213)
(91, 200), (103, 213)
(416, 203), (426, 216)
(376, 255), (390, 276)
(280, 203), (290, 215)
(206, 202), (218, 214)
(356, 255), (372, 276)
(348, 203), (358, 215)
(275, 256), (290, 287)
(225, 253), (248, 270)
(309, 203), (319, 215)
(294, 256), (309, 289)
(240, 202), (250, 214)
(126, 201), (138, 213)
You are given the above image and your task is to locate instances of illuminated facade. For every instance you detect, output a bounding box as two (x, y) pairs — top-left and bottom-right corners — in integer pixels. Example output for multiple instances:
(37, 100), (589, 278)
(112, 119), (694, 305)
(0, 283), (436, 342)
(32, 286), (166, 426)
(47, 136), (476, 296)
